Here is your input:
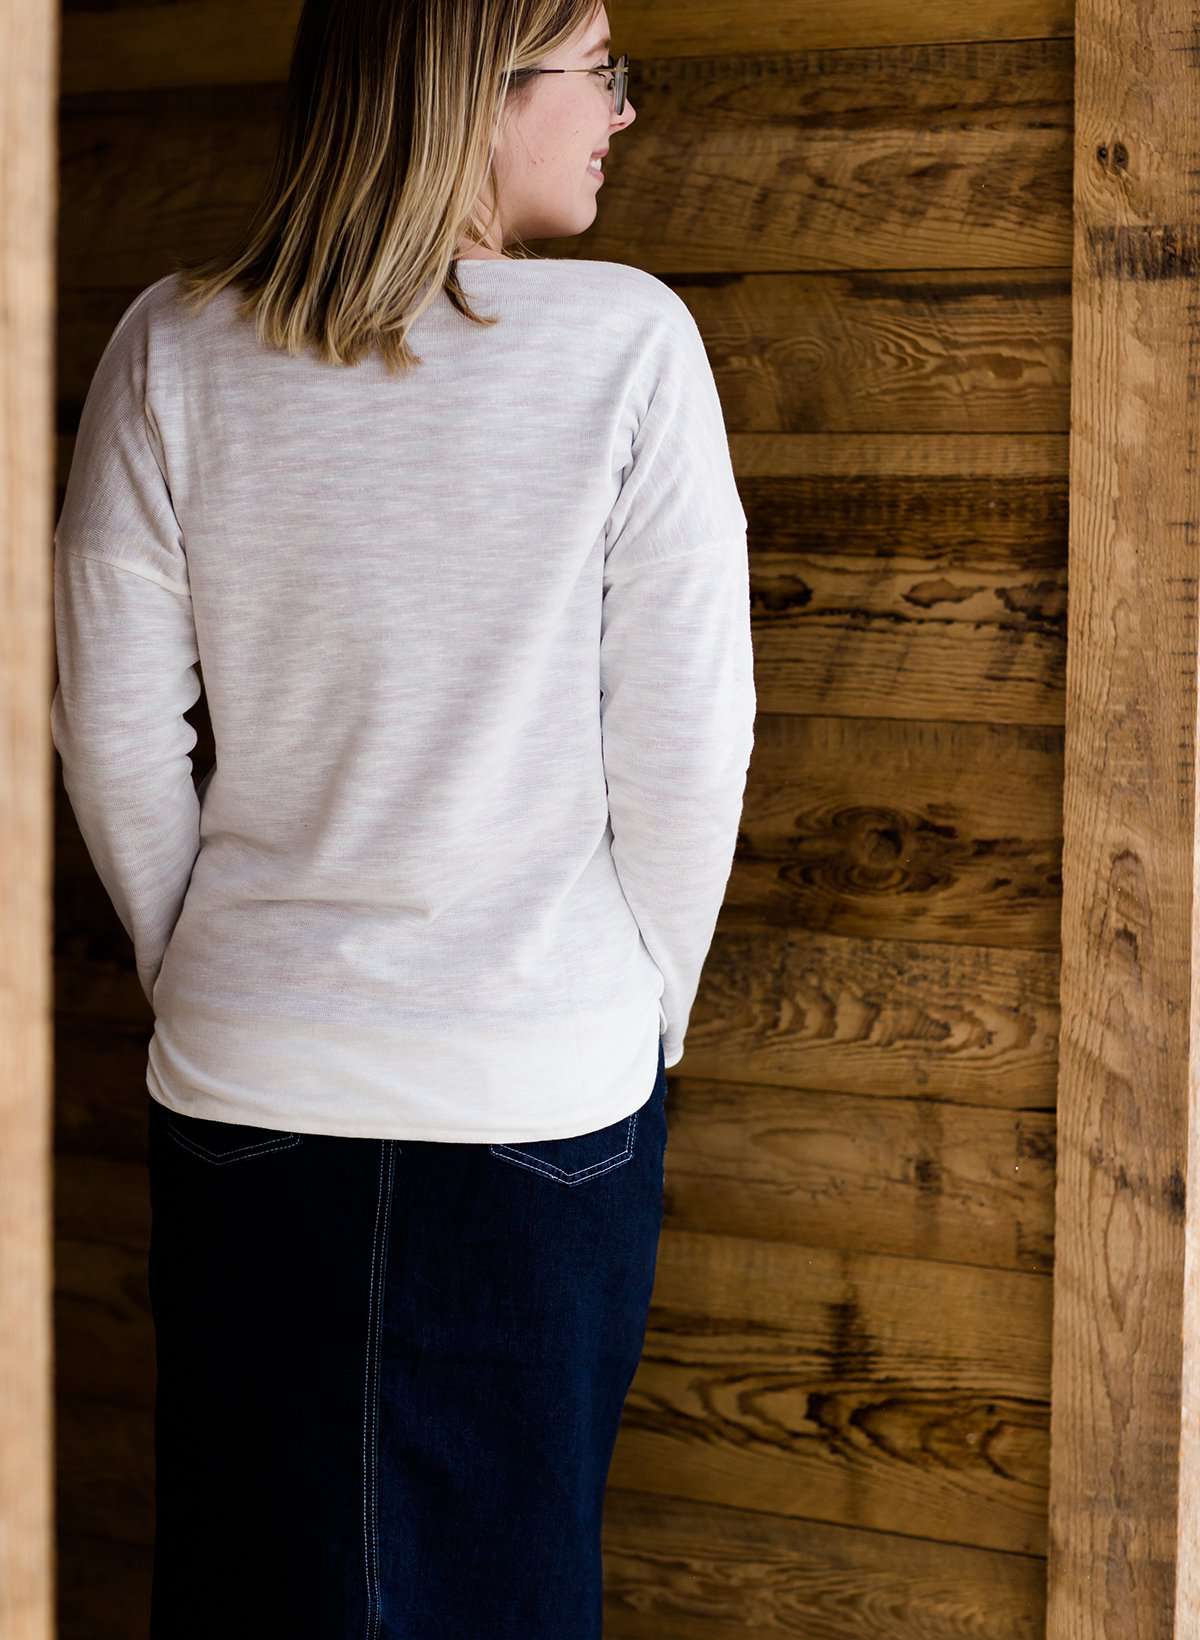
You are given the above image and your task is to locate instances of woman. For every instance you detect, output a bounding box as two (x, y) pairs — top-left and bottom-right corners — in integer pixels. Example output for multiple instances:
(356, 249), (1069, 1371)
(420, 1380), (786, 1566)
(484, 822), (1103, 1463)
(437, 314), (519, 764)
(50, 0), (756, 1633)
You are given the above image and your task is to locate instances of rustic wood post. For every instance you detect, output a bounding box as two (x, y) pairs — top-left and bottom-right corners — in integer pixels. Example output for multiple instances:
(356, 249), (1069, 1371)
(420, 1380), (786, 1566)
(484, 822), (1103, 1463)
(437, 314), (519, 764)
(1051, 0), (1200, 1632)
(0, 1), (58, 1637)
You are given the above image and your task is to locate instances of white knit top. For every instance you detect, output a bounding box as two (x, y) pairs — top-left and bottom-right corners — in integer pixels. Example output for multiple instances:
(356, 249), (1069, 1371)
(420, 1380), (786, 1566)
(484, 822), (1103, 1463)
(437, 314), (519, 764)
(51, 258), (755, 1140)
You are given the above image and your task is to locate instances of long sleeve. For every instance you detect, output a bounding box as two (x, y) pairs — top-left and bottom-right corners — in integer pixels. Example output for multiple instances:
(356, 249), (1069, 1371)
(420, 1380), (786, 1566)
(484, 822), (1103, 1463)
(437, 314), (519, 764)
(599, 297), (756, 1068)
(50, 291), (202, 1009)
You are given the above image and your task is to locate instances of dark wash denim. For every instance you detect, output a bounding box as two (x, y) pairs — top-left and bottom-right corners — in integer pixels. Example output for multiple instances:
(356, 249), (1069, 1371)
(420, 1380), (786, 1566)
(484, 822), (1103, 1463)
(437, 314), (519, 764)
(146, 1036), (668, 1639)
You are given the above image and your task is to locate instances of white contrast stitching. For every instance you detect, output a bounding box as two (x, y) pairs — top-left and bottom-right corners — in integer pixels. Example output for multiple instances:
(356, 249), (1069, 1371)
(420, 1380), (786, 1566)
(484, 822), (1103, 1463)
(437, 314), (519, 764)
(487, 1109), (639, 1185)
(363, 1141), (396, 1638)
(370, 1143), (395, 1637)
(164, 1116), (303, 1163)
(362, 1147), (383, 1635)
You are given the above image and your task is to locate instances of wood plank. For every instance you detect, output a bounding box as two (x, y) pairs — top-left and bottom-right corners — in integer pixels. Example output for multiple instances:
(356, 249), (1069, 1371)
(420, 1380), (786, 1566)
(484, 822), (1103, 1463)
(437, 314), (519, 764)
(613, 1226), (1050, 1554)
(684, 925), (1059, 1105)
(602, 1484), (1046, 1638)
(55, 1394), (154, 1547)
(59, 0), (1074, 96)
(55, 40), (1072, 284)
(727, 715), (1063, 942)
(612, 0), (1072, 55)
(684, 272), (1071, 433)
(3, 0), (58, 1633)
(570, 41), (1073, 272)
(665, 1076), (1054, 1275)
(55, 1239), (154, 1407)
(55, 1152), (149, 1250)
(1052, 0), (1200, 1631)
(56, 1530), (151, 1640)
(735, 432), (1068, 726)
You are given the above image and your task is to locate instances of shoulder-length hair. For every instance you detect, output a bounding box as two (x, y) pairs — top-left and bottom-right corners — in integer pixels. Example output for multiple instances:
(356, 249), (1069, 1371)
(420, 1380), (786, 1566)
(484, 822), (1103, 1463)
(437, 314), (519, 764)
(173, 0), (603, 372)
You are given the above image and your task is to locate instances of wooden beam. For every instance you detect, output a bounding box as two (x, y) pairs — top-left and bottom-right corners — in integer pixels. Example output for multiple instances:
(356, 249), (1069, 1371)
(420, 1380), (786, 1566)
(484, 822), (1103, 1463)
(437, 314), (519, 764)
(0, 0), (57, 1633)
(58, 0), (1074, 97)
(1051, 0), (1200, 1632)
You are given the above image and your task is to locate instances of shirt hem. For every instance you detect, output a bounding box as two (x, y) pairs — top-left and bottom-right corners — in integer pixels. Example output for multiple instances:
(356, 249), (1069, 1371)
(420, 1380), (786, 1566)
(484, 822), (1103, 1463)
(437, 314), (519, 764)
(144, 1077), (664, 1144)
(145, 993), (666, 1143)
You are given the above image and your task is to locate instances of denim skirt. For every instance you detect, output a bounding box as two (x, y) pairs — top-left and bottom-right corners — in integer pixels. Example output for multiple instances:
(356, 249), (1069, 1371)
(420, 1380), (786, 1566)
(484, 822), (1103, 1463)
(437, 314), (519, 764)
(145, 1036), (668, 1639)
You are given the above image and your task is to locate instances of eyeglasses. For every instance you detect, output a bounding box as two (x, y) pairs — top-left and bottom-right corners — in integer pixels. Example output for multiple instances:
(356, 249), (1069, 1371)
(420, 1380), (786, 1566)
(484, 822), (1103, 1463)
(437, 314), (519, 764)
(530, 52), (630, 115)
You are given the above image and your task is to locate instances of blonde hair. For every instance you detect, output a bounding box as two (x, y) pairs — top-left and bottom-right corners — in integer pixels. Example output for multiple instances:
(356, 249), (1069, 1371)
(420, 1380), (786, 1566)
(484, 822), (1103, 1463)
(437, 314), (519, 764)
(173, 0), (603, 372)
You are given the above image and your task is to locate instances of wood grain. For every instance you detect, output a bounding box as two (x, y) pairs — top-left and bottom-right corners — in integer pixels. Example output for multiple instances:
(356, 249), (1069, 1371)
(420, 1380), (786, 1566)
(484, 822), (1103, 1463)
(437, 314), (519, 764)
(1050, 0), (1200, 1632)
(50, 7), (1079, 1636)
(664, 1075), (1055, 1275)
(48, 1444), (1047, 1640)
(55, 40), (1073, 283)
(5, 0), (58, 1634)
(615, 1227), (1051, 1555)
(53, 1225), (1051, 1557)
(601, 1483), (1046, 1639)
(58, 0), (1074, 97)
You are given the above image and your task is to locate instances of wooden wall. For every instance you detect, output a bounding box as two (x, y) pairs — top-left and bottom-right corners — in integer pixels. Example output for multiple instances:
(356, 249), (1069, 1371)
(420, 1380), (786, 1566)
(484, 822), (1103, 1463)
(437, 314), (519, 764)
(53, 1), (1073, 1634)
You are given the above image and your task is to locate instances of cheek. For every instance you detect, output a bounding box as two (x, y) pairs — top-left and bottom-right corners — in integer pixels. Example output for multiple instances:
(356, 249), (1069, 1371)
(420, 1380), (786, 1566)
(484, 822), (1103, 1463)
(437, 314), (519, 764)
(500, 107), (594, 195)
(529, 147), (590, 191)
(522, 107), (594, 183)
(561, 133), (596, 181)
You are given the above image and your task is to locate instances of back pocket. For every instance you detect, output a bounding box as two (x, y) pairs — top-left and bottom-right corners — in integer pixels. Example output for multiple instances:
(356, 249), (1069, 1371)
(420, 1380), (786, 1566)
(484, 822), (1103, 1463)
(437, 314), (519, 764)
(159, 1104), (304, 1166)
(488, 1105), (640, 1187)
